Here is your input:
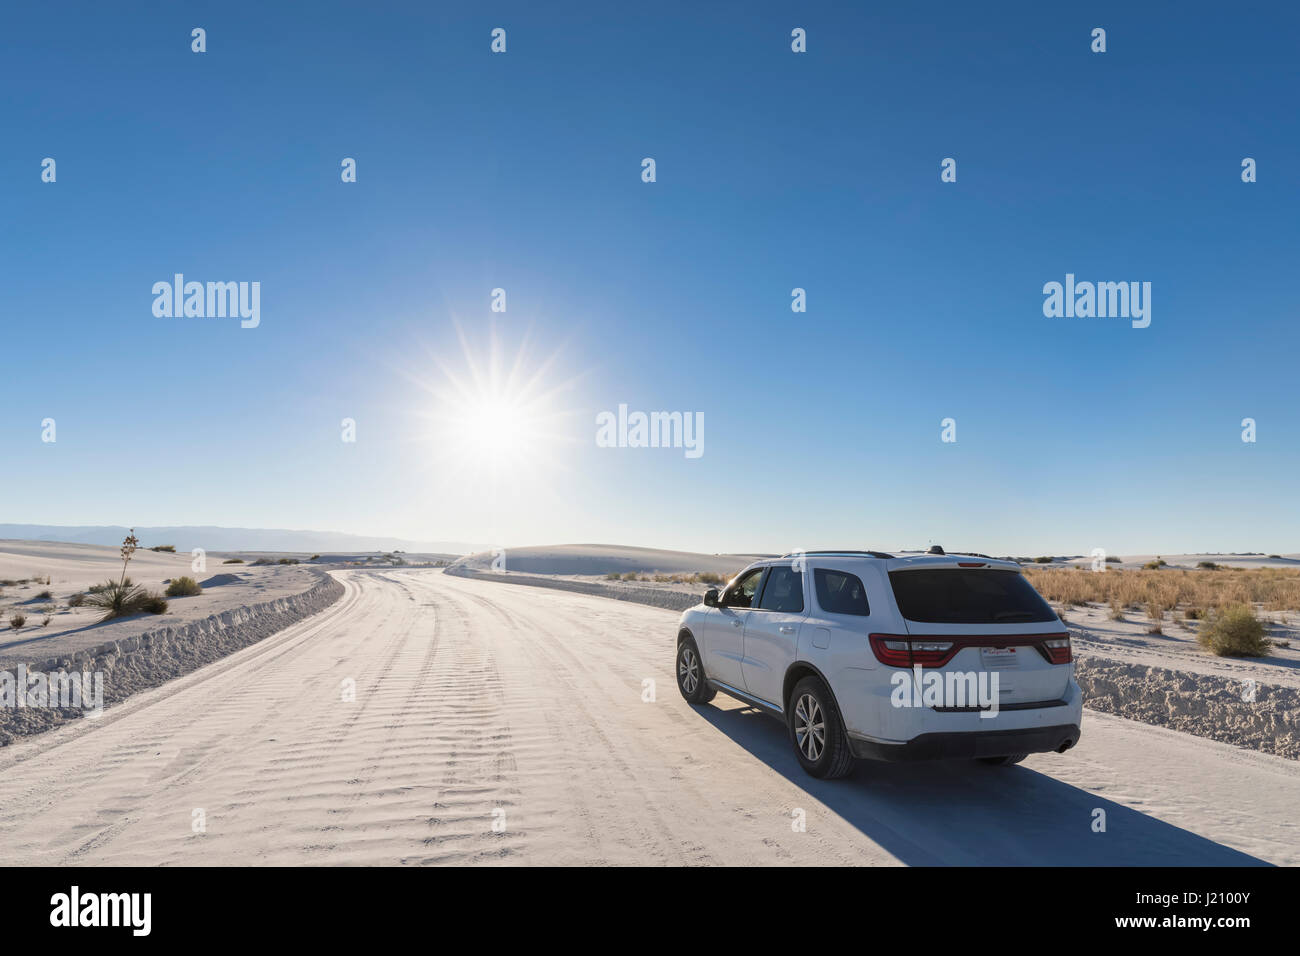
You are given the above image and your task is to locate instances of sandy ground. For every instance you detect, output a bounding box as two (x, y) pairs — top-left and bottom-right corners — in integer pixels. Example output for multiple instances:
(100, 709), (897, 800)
(1063, 602), (1300, 688)
(0, 568), (1293, 866)
(0, 541), (324, 670)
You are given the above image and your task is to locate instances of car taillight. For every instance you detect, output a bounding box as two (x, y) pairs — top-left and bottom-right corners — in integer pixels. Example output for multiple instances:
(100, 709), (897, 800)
(872, 632), (1070, 667)
(870, 635), (954, 667)
(1042, 635), (1072, 664)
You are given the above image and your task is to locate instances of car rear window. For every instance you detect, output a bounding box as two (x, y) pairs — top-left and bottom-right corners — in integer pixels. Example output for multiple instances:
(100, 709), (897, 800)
(888, 569), (1056, 624)
(814, 569), (870, 616)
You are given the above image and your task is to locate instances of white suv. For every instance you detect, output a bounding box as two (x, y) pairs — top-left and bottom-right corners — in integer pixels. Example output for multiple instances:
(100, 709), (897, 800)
(674, 549), (1082, 778)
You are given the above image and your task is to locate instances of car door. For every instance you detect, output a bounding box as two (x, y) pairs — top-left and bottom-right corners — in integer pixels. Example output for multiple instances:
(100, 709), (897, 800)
(704, 567), (766, 689)
(741, 564), (807, 707)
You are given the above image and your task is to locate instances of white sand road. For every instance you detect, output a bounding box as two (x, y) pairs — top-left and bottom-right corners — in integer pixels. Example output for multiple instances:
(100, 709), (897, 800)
(0, 569), (1296, 866)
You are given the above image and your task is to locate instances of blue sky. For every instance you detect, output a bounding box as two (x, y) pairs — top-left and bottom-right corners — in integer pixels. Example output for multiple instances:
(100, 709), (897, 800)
(3, 1), (1298, 556)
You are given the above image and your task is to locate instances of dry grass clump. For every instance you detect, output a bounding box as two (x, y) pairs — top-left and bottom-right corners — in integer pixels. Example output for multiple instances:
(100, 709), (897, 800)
(603, 570), (732, 586)
(1024, 566), (1300, 614)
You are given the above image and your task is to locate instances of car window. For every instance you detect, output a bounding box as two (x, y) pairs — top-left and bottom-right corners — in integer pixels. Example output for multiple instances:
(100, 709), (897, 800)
(814, 568), (870, 616)
(722, 568), (764, 608)
(888, 568), (1056, 623)
(757, 566), (804, 613)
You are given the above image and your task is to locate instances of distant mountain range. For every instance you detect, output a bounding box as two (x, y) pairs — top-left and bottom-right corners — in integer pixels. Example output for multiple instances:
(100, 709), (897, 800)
(0, 524), (474, 555)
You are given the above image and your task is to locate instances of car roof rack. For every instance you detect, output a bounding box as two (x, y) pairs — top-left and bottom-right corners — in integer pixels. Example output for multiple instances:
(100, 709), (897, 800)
(778, 550), (896, 560)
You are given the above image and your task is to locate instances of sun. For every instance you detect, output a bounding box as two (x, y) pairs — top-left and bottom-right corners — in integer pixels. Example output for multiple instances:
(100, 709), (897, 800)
(410, 321), (578, 483)
(443, 382), (551, 469)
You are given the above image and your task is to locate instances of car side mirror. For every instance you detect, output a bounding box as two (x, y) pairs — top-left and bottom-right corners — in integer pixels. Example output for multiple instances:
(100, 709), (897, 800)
(703, 588), (720, 607)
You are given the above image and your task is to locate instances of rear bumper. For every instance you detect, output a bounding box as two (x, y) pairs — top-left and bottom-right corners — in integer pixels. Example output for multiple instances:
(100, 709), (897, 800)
(848, 723), (1082, 762)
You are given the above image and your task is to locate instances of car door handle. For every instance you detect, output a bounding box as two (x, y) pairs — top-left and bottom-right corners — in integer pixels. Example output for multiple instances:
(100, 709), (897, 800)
(779, 625), (795, 634)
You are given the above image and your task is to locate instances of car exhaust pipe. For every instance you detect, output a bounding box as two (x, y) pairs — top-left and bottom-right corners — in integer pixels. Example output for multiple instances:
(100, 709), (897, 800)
(1057, 738), (1076, 753)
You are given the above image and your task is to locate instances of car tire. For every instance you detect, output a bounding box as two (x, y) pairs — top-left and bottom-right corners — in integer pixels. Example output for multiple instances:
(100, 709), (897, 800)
(788, 676), (855, 779)
(977, 753), (1028, 767)
(676, 637), (714, 704)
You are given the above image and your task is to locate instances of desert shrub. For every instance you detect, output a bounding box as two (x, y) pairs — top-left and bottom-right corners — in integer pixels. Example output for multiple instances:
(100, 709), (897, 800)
(223, 558), (244, 564)
(1033, 556), (1054, 564)
(604, 572), (620, 580)
(1143, 559), (1167, 570)
(68, 592), (86, 607)
(277, 557), (299, 565)
(139, 593), (168, 614)
(1268, 555), (1282, 560)
(1109, 600), (1124, 621)
(1197, 604), (1268, 657)
(149, 545), (176, 553)
(1185, 607), (1205, 620)
(696, 572), (725, 586)
(165, 576), (202, 597)
(41, 614), (52, 627)
(310, 554), (320, 561)
(9, 614), (26, 629)
(1197, 561), (1219, 570)
(35, 589), (52, 600)
(621, 572), (637, 581)
(1105, 555), (1122, 563)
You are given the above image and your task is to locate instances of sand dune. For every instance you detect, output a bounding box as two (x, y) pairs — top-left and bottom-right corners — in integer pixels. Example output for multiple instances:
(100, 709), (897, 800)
(452, 543), (767, 576)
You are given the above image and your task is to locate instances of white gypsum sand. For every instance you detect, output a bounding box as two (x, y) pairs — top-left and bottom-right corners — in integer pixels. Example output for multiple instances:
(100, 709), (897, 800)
(0, 568), (1293, 866)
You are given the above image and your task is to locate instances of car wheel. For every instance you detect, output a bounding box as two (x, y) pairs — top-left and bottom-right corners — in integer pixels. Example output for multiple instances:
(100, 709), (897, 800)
(977, 753), (1028, 767)
(788, 676), (855, 779)
(676, 638), (715, 704)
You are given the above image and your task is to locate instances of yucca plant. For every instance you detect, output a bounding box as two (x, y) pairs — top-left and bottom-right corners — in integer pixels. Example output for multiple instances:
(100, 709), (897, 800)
(118, 529), (139, 587)
(84, 529), (168, 621)
(85, 580), (150, 621)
